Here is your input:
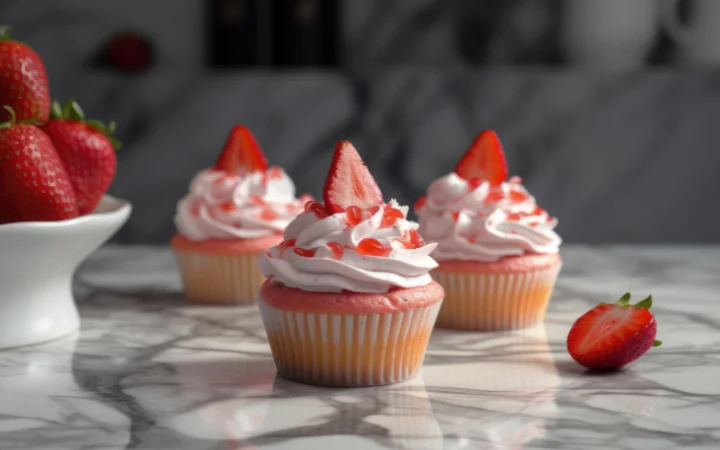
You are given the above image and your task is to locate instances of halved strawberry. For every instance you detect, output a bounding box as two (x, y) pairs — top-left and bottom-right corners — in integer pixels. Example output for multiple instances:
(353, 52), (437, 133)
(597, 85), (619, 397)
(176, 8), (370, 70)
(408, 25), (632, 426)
(215, 125), (268, 174)
(323, 141), (383, 213)
(567, 293), (662, 369)
(454, 130), (508, 185)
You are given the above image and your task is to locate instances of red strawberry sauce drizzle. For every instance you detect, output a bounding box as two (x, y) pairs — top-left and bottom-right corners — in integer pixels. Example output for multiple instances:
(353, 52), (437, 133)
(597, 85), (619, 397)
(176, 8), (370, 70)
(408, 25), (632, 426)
(293, 247), (316, 258)
(304, 200), (329, 219)
(357, 238), (391, 257)
(346, 205), (362, 226)
(277, 229), (426, 260)
(326, 242), (344, 259)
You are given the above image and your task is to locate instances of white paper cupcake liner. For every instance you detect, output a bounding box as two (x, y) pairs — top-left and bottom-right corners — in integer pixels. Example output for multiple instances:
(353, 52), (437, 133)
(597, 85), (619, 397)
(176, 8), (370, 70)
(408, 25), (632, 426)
(257, 297), (442, 387)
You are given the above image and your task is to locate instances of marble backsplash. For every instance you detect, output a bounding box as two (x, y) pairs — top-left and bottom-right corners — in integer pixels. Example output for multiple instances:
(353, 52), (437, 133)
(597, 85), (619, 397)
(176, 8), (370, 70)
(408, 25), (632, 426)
(0, 1), (717, 244)
(24, 69), (717, 245)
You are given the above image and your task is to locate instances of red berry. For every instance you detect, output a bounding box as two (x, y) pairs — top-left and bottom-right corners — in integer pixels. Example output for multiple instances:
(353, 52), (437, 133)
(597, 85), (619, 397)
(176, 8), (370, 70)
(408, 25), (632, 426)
(323, 141), (383, 213)
(304, 200), (329, 219)
(293, 247), (316, 258)
(468, 177), (484, 189)
(250, 195), (265, 205)
(0, 28), (50, 123)
(326, 242), (344, 259)
(0, 121), (78, 223)
(567, 293), (662, 369)
(104, 32), (152, 73)
(451, 211), (460, 222)
(41, 99), (119, 215)
(356, 238), (390, 257)
(346, 205), (362, 226)
(215, 125), (268, 174)
(454, 130), (508, 185)
(414, 196), (427, 211)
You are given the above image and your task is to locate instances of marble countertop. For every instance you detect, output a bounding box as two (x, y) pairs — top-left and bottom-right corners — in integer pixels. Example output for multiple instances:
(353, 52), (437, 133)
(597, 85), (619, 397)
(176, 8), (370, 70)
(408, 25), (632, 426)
(2, 246), (718, 450)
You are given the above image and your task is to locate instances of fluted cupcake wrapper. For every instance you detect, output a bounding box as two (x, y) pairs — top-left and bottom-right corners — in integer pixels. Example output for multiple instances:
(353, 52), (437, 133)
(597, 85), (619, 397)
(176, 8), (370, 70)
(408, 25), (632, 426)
(173, 250), (265, 305)
(257, 297), (442, 387)
(432, 262), (561, 331)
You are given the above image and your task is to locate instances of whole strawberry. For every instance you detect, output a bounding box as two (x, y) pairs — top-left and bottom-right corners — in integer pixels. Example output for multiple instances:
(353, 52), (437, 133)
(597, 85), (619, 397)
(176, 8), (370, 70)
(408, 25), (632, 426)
(41, 99), (120, 215)
(567, 293), (662, 369)
(0, 106), (78, 224)
(0, 26), (51, 123)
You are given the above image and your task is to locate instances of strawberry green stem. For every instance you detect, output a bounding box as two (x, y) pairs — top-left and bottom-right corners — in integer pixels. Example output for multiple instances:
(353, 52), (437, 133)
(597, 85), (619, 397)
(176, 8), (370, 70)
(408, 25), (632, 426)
(51, 99), (122, 149)
(0, 106), (16, 128)
(0, 26), (12, 41)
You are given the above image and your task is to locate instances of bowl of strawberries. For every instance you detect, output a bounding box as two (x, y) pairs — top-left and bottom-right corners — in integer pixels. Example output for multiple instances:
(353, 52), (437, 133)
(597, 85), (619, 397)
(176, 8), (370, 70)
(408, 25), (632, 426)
(0, 26), (131, 349)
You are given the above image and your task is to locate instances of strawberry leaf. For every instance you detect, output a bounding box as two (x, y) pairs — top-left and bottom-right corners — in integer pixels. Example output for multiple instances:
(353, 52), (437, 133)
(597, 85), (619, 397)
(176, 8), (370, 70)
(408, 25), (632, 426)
(635, 295), (653, 310)
(69, 100), (85, 121)
(109, 137), (123, 149)
(87, 119), (106, 134)
(51, 101), (63, 119)
(617, 293), (631, 306)
(653, 340), (663, 347)
(108, 120), (116, 135)
(0, 105), (16, 128)
(0, 26), (12, 41)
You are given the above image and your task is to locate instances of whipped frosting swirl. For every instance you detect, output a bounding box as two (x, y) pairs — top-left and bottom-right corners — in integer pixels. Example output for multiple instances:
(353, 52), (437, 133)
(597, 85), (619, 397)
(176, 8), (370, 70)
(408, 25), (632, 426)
(175, 168), (306, 240)
(416, 173), (561, 262)
(259, 200), (438, 293)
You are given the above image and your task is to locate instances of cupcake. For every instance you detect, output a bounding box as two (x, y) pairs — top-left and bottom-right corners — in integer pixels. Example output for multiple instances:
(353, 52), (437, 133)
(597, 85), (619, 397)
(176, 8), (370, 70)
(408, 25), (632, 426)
(416, 130), (562, 330)
(257, 141), (443, 387)
(172, 125), (308, 305)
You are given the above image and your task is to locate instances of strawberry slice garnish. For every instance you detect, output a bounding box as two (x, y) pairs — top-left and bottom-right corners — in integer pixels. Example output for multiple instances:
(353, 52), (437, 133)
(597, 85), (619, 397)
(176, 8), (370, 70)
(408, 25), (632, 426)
(454, 130), (508, 185)
(323, 141), (383, 214)
(567, 293), (662, 369)
(215, 125), (268, 174)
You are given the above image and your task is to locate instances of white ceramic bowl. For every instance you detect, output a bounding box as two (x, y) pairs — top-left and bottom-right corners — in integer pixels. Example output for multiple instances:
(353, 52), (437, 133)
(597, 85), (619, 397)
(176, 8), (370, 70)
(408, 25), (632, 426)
(0, 195), (131, 349)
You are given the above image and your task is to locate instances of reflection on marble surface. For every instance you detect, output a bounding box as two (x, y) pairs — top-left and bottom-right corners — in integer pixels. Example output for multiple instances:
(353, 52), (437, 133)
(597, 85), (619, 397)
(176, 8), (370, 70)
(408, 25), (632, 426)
(0, 245), (719, 449)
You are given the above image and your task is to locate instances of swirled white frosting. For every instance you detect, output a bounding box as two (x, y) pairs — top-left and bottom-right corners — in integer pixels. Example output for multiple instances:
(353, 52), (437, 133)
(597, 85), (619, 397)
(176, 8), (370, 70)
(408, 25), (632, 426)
(259, 200), (438, 293)
(175, 168), (306, 240)
(416, 173), (561, 261)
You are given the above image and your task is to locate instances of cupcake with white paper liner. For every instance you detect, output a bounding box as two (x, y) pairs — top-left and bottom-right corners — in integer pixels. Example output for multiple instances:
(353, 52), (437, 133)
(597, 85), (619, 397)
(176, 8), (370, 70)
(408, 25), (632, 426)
(172, 125), (308, 305)
(416, 130), (562, 330)
(258, 141), (443, 387)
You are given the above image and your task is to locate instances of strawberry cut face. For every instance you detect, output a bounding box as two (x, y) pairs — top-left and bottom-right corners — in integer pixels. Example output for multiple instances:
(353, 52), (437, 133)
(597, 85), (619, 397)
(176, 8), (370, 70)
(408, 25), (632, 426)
(567, 293), (661, 369)
(323, 141), (383, 213)
(215, 125), (268, 174)
(454, 130), (508, 185)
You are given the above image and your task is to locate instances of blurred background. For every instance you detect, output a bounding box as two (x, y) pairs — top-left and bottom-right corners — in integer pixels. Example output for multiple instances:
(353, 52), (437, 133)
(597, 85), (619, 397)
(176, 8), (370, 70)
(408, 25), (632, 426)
(2, 0), (719, 244)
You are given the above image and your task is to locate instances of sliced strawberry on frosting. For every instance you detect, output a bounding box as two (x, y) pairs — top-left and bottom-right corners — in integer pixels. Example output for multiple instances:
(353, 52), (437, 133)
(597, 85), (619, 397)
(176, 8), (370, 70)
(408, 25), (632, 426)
(323, 141), (383, 213)
(454, 130), (508, 185)
(215, 125), (268, 174)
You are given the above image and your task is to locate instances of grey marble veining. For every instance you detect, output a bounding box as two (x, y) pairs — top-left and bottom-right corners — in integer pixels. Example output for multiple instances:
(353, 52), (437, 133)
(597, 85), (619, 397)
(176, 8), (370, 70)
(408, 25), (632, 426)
(91, 69), (720, 245)
(0, 245), (718, 449)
